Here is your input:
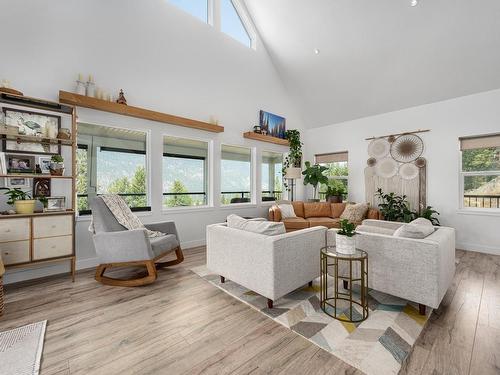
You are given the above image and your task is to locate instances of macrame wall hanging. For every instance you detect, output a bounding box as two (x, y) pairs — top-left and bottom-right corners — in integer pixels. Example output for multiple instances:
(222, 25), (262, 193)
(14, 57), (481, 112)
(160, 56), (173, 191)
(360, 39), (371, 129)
(364, 129), (429, 213)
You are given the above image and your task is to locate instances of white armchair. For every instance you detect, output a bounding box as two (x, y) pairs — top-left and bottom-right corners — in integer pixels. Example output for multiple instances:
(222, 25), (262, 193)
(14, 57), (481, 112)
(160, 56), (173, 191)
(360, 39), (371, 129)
(206, 223), (327, 308)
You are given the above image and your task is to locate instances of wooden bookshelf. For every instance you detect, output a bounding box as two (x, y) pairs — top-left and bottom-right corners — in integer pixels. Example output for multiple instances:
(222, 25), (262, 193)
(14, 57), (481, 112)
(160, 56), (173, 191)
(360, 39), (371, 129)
(0, 210), (75, 219)
(0, 131), (74, 146)
(59, 90), (225, 133)
(243, 132), (290, 146)
(0, 174), (74, 179)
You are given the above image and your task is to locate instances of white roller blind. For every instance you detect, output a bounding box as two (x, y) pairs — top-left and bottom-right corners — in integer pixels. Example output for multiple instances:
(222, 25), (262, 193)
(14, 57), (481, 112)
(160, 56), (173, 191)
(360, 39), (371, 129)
(315, 151), (348, 164)
(460, 134), (500, 150)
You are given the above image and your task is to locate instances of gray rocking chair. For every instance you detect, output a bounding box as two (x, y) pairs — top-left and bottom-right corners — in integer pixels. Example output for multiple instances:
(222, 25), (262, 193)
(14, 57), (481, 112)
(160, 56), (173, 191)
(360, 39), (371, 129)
(90, 196), (184, 286)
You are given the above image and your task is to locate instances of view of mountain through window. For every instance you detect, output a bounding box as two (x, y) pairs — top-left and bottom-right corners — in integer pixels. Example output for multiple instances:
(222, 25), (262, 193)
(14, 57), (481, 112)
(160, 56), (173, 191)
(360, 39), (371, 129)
(261, 151), (283, 202)
(221, 144), (252, 204)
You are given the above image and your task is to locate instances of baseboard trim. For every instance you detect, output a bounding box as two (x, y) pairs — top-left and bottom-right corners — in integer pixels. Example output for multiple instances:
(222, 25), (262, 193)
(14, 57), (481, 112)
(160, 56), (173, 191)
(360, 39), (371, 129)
(457, 242), (500, 255)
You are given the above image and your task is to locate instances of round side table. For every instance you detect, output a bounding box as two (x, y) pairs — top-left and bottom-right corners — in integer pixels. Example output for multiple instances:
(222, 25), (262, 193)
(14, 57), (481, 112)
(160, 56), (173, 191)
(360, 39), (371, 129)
(320, 246), (368, 323)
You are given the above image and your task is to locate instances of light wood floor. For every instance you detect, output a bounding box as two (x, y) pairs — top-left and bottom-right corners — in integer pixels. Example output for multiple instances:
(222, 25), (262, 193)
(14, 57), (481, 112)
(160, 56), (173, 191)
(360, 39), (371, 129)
(1, 247), (499, 375)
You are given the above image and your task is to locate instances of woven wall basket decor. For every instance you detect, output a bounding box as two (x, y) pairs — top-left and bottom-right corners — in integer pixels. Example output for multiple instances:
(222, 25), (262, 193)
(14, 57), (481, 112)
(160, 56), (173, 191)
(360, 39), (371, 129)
(399, 162), (419, 180)
(390, 134), (424, 163)
(368, 138), (390, 159)
(375, 157), (399, 178)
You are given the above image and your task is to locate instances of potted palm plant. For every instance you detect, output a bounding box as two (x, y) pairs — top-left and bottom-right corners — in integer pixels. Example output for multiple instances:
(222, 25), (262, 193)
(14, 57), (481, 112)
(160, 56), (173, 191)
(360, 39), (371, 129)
(336, 219), (356, 255)
(324, 179), (346, 203)
(0, 187), (36, 214)
(302, 161), (328, 202)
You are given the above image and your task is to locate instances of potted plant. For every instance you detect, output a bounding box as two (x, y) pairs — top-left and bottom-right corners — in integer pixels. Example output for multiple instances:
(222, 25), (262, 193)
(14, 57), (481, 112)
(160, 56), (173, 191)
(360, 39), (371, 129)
(324, 179), (346, 203)
(336, 219), (356, 255)
(49, 155), (64, 176)
(283, 129), (303, 178)
(0, 187), (36, 214)
(302, 161), (328, 202)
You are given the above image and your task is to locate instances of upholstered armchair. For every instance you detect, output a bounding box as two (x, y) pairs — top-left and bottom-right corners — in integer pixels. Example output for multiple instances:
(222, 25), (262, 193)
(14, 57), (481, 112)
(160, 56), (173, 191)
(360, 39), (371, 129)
(90, 197), (184, 286)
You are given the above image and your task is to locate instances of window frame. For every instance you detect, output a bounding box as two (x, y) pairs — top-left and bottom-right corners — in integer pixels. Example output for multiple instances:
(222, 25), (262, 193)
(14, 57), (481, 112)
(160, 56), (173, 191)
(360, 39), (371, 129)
(75, 123), (151, 216)
(161, 134), (213, 211)
(260, 149), (284, 204)
(458, 148), (500, 213)
(220, 143), (255, 206)
(315, 152), (349, 202)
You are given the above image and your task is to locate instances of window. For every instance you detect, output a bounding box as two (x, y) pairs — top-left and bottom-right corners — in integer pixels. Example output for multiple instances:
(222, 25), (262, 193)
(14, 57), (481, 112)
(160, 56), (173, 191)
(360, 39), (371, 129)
(168, 0), (208, 23)
(221, 0), (252, 48)
(460, 134), (500, 209)
(261, 151), (283, 202)
(221, 145), (252, 204)
(315, 152), (349, 201)
(163, 136), (209, 208)
(76, 123), (149, 215)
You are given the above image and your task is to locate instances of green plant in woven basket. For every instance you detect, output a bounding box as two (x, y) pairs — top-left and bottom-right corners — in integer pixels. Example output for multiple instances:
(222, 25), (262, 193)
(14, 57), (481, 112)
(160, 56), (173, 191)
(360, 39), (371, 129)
(337, 219), (356, 237)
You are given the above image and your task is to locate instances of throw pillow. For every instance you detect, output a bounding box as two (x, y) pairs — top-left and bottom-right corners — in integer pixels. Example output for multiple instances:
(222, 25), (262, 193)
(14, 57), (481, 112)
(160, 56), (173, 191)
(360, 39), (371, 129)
(277, 204), (297, 219)
(409, 217), (433, 226)
(393, 223), (435, 239)
(340, 203), (369, 222)
(226, 214), (286, 236)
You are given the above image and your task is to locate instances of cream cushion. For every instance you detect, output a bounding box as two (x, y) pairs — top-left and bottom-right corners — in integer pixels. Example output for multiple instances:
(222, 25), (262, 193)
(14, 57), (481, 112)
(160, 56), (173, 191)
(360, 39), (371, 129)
(277, 204), (297, 219)
(394, 223), (435, 239)
(227, 214), (286, 236)
(340, 203), (369, 222)
(410, 217), (433, 226)
(355, 224), (396, 236)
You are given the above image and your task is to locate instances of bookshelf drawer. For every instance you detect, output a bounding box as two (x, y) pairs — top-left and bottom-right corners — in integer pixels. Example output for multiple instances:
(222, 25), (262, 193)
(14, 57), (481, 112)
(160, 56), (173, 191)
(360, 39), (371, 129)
(0, 218), (30, 242)
(33, 235), (73, 260)
(33, 215), (73, 239)
(0, 241), (30, 265)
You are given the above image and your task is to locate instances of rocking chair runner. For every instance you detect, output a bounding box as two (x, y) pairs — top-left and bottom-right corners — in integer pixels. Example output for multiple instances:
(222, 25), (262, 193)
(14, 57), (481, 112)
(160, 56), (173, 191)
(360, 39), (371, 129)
(90, 197), (184, 286)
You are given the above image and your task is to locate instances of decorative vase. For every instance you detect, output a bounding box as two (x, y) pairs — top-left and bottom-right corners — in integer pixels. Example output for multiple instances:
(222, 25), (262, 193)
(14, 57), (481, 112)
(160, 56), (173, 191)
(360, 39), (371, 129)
(336, 234), (356, 255)
(14, 200), (36, 214)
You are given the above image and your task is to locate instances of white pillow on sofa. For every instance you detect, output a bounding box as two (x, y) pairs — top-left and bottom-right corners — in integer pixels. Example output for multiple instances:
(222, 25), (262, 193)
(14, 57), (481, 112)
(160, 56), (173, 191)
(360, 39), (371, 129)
(277, 204), (297, 219)
(227, 214), (286, 236)
(409, 217), (433, 226)
(393, 222), (435, 239)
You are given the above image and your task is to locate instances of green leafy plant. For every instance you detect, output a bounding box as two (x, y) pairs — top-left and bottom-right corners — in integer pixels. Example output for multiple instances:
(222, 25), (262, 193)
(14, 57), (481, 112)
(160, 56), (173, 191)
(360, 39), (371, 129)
(51, 155), (64, 163)
(302, 161), (328, 200)
(337, 219), (356, 237)
(420, 206), (440, 225)
(0, 187), (32, 205)
(323, 179), (347, 199)
(282, 130), (303, 191)
(38, 196), (49, 208)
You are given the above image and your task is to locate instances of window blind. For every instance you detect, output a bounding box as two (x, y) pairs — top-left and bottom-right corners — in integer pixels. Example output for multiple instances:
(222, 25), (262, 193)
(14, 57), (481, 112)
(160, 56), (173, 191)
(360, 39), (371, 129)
(460, 134), (500, 150)
(315, 151), (348, 164)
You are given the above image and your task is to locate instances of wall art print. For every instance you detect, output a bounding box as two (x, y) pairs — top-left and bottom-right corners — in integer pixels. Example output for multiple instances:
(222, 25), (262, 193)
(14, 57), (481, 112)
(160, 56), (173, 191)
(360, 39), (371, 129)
(259, 110), (286, 139)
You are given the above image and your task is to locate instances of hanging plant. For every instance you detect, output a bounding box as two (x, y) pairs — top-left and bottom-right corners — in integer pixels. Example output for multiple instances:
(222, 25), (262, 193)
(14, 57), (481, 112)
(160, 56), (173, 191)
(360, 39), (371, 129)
(282, 130), (303, 192)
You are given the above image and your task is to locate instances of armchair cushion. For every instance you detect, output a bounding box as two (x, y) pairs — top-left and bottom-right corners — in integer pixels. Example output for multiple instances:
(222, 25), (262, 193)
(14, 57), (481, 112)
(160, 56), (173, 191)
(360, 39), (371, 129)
(282, 217), (309, 230)
(307, 217), (340, 228)
(291, 201), (305, 218)
(150, 234), (180, 257)
(303, 202), (331, 218)
(330, 203), (347, 218)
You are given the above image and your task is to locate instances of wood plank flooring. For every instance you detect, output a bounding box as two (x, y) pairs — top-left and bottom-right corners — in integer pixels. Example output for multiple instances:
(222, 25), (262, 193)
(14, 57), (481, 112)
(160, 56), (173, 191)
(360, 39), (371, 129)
(0, 247), (498, 375)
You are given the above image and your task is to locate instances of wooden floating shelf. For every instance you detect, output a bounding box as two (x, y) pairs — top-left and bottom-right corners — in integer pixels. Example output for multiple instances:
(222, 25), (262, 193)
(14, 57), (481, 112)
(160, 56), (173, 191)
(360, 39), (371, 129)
(243, 132), (289, 146)
(0, 210), (75, 219)
(59, 90), (224, 133)
(0, 131), (73, 146)
(0, 174), (74, 179)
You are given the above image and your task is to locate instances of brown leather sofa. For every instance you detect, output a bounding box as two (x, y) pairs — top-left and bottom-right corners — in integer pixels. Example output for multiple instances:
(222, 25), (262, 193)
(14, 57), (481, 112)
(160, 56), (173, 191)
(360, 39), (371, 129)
(268, 201), (381, 232)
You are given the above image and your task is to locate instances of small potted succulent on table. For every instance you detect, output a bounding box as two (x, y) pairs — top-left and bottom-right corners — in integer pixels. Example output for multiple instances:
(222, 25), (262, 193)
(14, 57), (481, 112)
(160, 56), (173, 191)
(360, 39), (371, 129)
(49, 155), (64, 176)
(336, 219), (357, 255)
(0, 187), (36, 214)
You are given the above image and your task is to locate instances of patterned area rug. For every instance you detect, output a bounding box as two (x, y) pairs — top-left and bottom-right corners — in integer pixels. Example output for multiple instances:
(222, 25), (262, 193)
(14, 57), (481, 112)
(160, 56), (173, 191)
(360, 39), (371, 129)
(0, 321), (47, 375)
(191, 266), (431, 375)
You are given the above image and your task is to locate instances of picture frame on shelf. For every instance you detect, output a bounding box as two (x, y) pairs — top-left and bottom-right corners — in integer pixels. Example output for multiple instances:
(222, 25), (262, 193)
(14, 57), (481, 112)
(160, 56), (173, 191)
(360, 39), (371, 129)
(45, 196), (66, 212)
(38, 156), (51, 174)
(6, 177), (30, 189)
(2, 107), (61, 155)
(33, 177), (51, 197)
(259, 110), (286, 139)
(6, 153), (36, 174)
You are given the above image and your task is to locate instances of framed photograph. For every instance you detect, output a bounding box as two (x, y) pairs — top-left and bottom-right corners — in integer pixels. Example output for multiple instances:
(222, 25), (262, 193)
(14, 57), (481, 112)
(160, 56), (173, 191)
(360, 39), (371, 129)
(6, 154), (36, 173)
(2, 107), (61, 155)
(259, 110), (286, 139)
(6, 177), (31, 189)
(38, 156), (52, 174)
(46, 196), (66, 212)
(33, 178), (51, 197)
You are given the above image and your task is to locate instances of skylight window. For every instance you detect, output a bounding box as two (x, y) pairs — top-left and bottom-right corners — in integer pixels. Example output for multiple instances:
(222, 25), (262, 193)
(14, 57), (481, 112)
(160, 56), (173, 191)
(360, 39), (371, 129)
(221, 0), (252, 48)
(169, 0), (208, 23)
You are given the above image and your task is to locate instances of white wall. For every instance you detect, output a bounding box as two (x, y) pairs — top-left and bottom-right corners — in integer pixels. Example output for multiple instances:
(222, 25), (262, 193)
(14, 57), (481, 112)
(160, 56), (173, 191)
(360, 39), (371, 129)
(0, 0), (304, 283)
(305, 89), (500, 255)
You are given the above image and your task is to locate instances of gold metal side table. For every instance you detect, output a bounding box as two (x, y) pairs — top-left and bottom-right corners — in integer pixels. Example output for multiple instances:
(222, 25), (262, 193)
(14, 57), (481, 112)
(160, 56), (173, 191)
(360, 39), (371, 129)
(320, 246), (368, 323)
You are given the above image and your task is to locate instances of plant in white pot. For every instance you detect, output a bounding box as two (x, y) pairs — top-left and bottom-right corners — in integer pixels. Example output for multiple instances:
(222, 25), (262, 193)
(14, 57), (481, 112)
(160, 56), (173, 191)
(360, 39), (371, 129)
(336, 219), (357, 255)
(0, 187), (36, 214)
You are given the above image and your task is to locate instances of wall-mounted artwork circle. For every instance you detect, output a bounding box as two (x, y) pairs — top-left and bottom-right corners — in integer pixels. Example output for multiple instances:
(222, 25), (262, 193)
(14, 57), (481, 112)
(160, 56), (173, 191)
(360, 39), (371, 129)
(415, 157), (426, 168)
(368, 138), (390, 159)
(375, 157), (399, 178)
(390, 134), (424, 162)
(398, 163), (419, 180)
(367, 157), (377, 167)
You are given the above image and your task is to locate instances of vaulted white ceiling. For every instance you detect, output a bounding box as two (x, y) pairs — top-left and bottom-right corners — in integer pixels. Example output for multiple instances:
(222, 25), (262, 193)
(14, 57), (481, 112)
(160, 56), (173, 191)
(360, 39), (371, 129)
(244, 0), (500, 128)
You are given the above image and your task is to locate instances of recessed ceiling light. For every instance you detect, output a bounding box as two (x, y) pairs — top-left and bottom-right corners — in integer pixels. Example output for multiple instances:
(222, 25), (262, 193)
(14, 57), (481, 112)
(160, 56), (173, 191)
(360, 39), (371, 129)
(411, 0), (418, 6)
(314, 49), (320, 55)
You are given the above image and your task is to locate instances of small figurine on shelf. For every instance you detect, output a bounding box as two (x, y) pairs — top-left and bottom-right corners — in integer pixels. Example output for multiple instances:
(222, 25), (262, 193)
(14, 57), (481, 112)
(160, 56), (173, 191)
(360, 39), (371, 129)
(253, 125), (262, 134)
(116, 89), (127, 105)
(86, 75), (95, 97)
(76, 74), (86, 95)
